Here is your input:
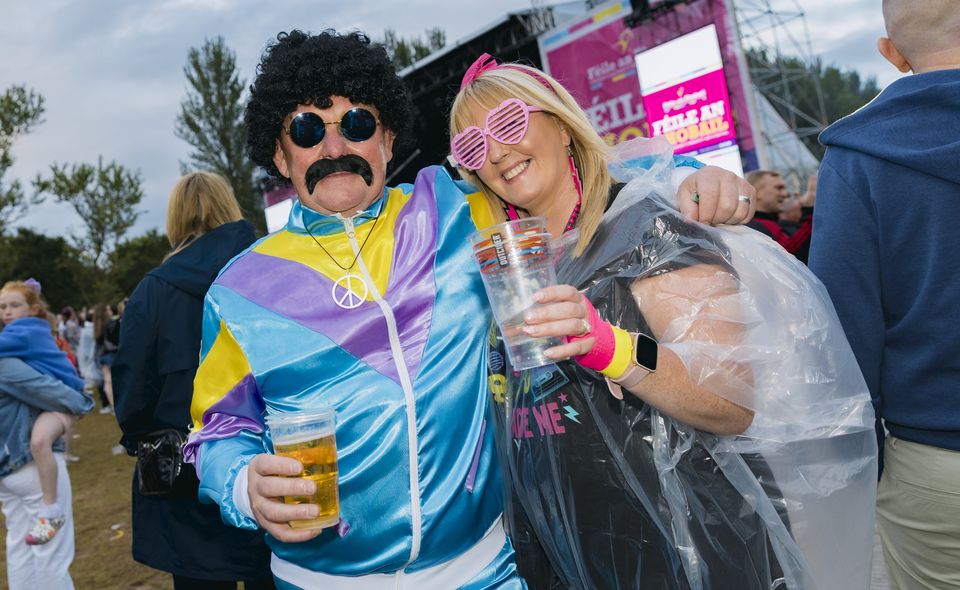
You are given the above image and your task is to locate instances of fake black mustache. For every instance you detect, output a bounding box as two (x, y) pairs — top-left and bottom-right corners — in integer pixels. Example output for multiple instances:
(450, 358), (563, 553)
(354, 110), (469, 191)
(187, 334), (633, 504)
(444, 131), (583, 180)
(305, 155), (374, 193)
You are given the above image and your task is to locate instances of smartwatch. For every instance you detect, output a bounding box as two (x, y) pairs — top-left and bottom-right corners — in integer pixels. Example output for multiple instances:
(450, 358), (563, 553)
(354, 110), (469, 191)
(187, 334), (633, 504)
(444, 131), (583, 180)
(632, 332), (658, 372)
(614, 332), (658, 387)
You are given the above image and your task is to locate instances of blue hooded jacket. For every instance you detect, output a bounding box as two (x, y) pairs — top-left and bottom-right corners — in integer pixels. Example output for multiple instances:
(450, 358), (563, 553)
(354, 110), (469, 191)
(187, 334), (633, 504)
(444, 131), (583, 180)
(0, 317), (84, 392)
(810, 69), (960, 455)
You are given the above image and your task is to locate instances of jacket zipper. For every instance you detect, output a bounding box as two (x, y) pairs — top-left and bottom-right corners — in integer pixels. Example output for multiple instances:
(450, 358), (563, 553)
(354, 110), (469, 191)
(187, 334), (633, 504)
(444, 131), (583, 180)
(341, 214), (423, 568)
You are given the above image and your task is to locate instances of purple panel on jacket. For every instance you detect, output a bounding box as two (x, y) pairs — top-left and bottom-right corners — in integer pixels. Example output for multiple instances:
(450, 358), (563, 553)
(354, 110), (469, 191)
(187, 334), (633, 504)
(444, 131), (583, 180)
(216, 251), (398, 381)
(183, 373), (264, 470)
(381, 169), (439, 381)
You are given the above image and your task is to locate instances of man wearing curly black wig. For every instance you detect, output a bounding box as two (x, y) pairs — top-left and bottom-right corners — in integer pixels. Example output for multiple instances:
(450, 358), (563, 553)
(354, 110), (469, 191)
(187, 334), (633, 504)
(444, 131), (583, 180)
(183, 30), (528, 589)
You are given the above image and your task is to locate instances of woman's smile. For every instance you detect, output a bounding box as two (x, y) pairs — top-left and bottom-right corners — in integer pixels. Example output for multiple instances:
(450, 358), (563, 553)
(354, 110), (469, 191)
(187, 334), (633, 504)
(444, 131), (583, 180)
(501, 160), (530, 181)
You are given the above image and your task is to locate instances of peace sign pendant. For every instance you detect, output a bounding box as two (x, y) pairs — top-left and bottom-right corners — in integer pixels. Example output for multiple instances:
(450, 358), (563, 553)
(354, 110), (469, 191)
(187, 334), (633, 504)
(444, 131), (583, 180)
(331, 273), (369, 310)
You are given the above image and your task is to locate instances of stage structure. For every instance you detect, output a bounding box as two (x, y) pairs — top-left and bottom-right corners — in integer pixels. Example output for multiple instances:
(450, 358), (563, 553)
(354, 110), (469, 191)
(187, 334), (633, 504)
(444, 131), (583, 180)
(539, 0), (758, 175)
(734, 0), (826, 188)
(393, 0), (824, 184)
(389, 4), (569, 185)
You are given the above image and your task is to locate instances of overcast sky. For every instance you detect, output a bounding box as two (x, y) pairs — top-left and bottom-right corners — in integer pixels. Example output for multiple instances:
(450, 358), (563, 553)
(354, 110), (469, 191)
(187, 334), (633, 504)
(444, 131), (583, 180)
(1, 0), (893, 238)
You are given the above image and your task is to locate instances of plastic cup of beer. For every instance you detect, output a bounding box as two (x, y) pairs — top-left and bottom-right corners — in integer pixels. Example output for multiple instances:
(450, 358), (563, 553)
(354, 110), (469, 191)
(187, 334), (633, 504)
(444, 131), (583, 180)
(469, 217), (564, 370)
(265, 408), (339, 530)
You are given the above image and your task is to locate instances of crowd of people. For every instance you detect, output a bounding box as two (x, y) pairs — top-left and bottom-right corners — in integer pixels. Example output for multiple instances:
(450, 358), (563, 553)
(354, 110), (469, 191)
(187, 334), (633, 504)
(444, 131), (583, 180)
(0, 0), (957, 589)
(57, 302), (124, 418)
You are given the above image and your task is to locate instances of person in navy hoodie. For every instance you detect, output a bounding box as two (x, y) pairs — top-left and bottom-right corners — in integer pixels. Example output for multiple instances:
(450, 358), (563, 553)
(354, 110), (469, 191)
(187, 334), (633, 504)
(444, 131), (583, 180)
(112, 171), (274, 590)
(809, 0), (960, 586)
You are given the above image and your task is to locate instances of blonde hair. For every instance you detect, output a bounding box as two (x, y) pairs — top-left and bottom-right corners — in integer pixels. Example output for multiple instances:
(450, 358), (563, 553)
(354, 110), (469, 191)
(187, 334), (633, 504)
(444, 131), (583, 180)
(166, 171), (244, 258)
(1, 281), (48, 318)
(450, 64), (614, 256)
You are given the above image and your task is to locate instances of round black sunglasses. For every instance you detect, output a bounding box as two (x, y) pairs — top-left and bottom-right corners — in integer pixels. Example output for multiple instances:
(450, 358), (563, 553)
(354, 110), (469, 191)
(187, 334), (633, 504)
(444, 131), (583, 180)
(285, 108), (380, 148)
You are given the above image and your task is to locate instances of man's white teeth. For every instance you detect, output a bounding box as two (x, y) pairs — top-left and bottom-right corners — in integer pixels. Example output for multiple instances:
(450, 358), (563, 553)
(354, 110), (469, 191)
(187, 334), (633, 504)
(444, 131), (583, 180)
(503, 161), (529, 180)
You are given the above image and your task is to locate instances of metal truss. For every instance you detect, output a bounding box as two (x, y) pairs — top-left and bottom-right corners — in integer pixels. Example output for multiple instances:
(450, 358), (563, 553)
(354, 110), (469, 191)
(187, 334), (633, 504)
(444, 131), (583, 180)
(734, 0), (827, 183)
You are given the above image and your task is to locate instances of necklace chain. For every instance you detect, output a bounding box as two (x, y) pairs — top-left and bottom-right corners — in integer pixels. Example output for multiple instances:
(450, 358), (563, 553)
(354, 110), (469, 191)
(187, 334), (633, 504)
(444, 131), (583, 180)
(303, 206), (383, 272)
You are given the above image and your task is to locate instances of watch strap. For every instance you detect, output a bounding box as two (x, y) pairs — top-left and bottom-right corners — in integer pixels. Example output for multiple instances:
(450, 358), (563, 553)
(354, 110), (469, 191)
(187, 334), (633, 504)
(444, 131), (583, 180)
(605, 332), (656, 398)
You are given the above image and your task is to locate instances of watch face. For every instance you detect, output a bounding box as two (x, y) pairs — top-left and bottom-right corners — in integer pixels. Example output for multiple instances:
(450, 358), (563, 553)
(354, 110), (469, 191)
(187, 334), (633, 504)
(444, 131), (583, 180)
(634, 333), (658, 371)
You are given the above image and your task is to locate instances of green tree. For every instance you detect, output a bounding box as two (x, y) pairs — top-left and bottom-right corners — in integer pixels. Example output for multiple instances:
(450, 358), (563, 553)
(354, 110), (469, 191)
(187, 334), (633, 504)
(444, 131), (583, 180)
(0, 228), (87, 310)
(425, 28), (446, 54)
(175, 37), (263, 233)
(0, 86), (45, 234)
(108, 229), (170, 298)
(34, 157), (144, 268)
(380, 27), (446, 69)
(747, 49), (881, 159)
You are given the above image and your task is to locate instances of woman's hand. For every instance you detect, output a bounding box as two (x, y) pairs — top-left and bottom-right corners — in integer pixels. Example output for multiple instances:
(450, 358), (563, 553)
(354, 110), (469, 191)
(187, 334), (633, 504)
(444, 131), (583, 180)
(247, 453), (325, 542)
(522, 285), (596, 360)
(677, 165), (756, 225)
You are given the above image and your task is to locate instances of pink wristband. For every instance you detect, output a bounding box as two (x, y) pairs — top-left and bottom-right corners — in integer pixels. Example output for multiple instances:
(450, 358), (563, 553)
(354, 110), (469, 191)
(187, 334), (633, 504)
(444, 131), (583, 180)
(568, 295), (616, 371)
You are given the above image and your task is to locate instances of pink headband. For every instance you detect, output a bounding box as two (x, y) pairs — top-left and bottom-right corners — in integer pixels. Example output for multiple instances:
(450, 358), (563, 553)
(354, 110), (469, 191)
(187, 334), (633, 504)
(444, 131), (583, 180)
(459, 53), (557, 94)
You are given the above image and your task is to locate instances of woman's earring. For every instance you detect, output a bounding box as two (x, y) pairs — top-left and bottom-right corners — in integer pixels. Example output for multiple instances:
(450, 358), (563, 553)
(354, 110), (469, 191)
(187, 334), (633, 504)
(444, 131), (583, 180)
(567, 146), (583, 198)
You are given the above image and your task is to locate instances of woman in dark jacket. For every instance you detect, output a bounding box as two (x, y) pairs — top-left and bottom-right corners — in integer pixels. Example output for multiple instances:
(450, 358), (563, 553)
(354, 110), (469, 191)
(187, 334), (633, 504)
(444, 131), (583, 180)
(113, 171), (273, 590)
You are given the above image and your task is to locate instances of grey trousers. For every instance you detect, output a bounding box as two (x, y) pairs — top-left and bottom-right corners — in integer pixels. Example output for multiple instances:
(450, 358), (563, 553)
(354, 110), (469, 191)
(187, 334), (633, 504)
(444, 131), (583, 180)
(877, 437), (960, 589)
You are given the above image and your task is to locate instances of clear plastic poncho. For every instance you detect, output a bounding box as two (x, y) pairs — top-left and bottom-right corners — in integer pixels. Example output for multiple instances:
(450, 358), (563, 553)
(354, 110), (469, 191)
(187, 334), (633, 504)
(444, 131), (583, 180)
(486, 137), (878, 590)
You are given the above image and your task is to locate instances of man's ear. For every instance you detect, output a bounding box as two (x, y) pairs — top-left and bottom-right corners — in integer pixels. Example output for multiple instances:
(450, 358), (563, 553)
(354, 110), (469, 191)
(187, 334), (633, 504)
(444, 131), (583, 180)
(382, 129), (396, 163)
(273, 140), (290, 178)
(878, 37), (912, 73)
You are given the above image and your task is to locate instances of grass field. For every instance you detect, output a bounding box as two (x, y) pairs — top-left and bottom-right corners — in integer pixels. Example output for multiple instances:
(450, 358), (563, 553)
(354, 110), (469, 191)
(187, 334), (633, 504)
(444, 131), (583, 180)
(1, 411), (171, 589)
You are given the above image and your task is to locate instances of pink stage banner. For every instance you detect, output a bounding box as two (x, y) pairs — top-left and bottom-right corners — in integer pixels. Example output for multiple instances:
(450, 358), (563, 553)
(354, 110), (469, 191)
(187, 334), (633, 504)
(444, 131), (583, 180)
(539, 0), (756, 166)
(642, 68), (736, 154)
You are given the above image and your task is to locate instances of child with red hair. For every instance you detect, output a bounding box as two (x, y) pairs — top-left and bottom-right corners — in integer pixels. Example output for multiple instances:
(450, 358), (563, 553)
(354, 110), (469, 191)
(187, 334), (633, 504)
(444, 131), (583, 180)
(0, 279), (86, 545)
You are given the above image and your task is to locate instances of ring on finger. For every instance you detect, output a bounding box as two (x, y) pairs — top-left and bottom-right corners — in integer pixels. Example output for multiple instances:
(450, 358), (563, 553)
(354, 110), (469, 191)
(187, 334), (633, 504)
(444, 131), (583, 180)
(737, 194), (751, 204)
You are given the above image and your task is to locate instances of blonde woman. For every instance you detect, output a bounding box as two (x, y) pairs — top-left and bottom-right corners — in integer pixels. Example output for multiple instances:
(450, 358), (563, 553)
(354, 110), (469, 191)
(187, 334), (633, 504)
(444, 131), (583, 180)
(111, 172), (274, 589)
(450, 56), (877, 590)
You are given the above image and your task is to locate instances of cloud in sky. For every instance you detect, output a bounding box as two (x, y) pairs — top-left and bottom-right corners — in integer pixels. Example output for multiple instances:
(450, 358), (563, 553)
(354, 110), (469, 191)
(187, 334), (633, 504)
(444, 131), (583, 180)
(1, 0), (896, 239)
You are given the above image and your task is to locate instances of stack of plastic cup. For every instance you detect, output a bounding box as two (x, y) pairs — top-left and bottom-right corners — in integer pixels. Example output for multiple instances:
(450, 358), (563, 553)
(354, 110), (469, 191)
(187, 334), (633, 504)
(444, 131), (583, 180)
(469, 217), (563, 370)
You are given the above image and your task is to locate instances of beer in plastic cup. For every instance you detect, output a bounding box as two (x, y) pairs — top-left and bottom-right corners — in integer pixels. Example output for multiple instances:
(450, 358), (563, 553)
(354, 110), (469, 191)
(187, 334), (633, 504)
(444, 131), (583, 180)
(265, 408), (339, 529)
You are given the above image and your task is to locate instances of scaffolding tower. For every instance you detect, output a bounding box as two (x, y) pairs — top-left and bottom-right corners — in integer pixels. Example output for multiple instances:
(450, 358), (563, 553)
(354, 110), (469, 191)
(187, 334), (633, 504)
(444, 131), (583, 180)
(734, 0), (828, 188)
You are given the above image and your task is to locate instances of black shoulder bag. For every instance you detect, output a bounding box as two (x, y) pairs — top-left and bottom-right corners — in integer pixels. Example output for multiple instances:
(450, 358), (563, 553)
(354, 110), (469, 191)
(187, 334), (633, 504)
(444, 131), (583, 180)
(136, 429), (191, 496)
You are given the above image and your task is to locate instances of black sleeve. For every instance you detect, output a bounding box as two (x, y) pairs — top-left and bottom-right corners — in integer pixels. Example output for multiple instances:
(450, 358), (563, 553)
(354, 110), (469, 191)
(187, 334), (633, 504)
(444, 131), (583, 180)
(112, 276), (161, 451)
(746, 218), (776, 238)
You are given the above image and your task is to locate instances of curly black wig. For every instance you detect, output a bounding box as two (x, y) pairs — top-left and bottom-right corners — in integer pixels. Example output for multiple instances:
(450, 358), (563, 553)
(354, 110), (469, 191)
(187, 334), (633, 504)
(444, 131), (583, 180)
(245, 29), (414, 178)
